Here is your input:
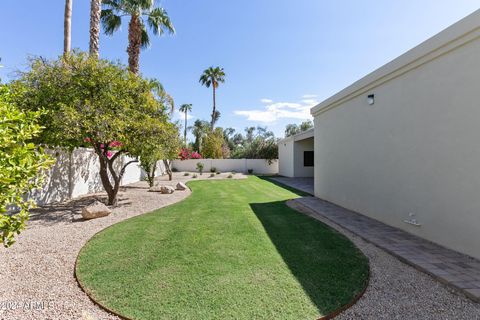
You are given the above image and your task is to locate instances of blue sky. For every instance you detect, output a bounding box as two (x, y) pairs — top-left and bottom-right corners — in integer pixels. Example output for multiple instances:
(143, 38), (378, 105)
(0, 1), (478, 140)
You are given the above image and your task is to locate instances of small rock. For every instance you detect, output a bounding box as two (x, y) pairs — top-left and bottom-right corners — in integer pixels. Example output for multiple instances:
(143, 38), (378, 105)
(149, 186), (162, 192)
(81, 201), (111, 220)
(176, 182), (188, 191)
(160, 186), (175, 194)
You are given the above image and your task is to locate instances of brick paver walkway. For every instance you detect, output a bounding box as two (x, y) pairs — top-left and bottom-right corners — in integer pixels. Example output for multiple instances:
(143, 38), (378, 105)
(270, 177), (314, 195)
(293, 196), (480, 302)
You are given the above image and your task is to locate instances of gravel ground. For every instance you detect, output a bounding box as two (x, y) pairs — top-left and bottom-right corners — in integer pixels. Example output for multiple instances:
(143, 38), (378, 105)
(288, 200), (480, 320)
(2, 173), (479, 320)
(0, 172), (244, 320)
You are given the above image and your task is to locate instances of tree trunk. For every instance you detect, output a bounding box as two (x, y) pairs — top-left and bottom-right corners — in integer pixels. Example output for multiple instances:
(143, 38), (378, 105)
(184, 112), (187, 146)
(163, 160), (172, 181)
(211, 85), (216, 129)
(89, 0), (101, 57)
(63, 0), (72, 55)
(127, 14), (142, 74)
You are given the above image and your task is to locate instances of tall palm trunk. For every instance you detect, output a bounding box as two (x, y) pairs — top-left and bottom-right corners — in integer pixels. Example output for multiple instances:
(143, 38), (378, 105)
(211, 85), (216, 129)
(184, 113), (188, 146)
(63, 0), (72, 55)
(127, 14), (142, 74)
(89, 0), (102, 57)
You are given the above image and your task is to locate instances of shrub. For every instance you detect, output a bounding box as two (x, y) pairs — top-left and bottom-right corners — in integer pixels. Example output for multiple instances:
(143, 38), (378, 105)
(192, 174), (198, 179)
(228, 174), (233, 178)
(210, 167), (216, 173)
(178, 147), (202, 160)
(209, 173), (215, 178)
(231, 170), (237, 174)
(196, 162), (204, 175)
(183, 172), (190, 176)
(202, 128), (224, 159)
(216, 171), (221, 175)
(0, 85), (54, 247)
(172, 167), (179, 172)
(247, 169), (253, 174)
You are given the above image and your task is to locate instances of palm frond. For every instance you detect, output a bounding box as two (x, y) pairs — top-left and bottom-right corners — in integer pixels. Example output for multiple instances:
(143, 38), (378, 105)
(101, 9), (122, 35)
(140, 22), (150, 49)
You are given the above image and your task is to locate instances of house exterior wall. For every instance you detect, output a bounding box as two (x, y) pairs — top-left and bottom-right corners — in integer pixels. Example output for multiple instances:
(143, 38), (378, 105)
(312, 10), (480, 260)
(293, 138), (314, 177)
(278, 139), (295, 177)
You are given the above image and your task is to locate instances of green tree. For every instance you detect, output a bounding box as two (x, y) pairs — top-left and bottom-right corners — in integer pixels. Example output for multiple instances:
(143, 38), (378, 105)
(138, 121), (180, 187)
(12, 52), (174, 205)
(89, 0), (102, 57)
(202, 128), (224, 159)
(232, 126), (278, 164)
(0, 85), (54, 247)
(199, 67), (225, 129)
(101, 0), (175, 74)
(285, 120), (313, 137)
(190, 119), (210, 152)
(179, 103), (192, 146)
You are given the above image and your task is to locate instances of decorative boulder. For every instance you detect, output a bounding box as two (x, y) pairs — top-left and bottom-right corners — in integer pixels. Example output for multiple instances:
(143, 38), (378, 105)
(161, 186), (175, 194)
(149, 186), (162, 192)
(81, 201), (111, 220)
(176, 182), (188, 191)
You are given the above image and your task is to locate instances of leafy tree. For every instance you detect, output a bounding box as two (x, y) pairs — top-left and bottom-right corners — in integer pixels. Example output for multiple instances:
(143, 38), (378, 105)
(0, 85), (54, 247)
(199, 66), (225, 129)
(232, 126), (278, 163)
(11, 52), (174, 205)
(101, 0), (175, 74)
(179, 103), (192, 146)
(138, 122), (180, 187)
(285, 120), (313, 137)
(202, 128), (224, 159)
(89, 0), (102, 57)
(190, 119), (210, 152)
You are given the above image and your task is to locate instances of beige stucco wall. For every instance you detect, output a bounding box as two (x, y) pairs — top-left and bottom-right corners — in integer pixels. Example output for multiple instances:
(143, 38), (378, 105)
(278, 139), (295, 177)
(293, 138), (314, 177)
(312, 10), (480, 259)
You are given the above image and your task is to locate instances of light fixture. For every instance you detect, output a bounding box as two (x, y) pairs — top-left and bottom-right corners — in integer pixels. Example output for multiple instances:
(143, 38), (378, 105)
(367, 94), (375, 105)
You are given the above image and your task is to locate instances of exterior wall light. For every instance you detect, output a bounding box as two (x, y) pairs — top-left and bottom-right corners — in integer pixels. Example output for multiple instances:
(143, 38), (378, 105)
(367, 94), (375, 105)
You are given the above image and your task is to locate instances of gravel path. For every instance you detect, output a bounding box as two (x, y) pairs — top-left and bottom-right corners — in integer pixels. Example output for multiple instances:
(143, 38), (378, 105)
(288, 200), (480, 320)
(2, 174), (479, 320)
(0, 173), (244, 320)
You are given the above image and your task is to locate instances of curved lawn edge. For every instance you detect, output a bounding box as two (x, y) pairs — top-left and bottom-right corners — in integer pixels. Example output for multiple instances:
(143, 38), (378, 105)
(286, 199), (370, 320)
(74, 184), (195, 320)
(75, 178), (369, 320)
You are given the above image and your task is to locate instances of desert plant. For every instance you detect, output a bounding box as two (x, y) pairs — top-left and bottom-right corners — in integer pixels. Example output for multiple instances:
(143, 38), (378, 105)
(209, 173), (215, 178)
(196, 162), (204, 175)
(210, 167), (216, 173)
(171, 167), (179, 172)
(247, 169), (253, 174)
(184, 172), (190, 176)
(192, 174), (198, 179)
(216, 171), (220, 175)
(228, 174), (233, 178)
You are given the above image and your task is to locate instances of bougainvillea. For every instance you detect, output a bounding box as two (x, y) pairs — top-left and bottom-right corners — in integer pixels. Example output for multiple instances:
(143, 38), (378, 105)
(178, 148), (202, 160)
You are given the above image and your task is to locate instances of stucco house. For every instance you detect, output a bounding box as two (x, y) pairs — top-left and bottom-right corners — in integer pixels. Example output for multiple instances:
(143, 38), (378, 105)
(310, 9), (480, 260)
(277, 128), (314, 178)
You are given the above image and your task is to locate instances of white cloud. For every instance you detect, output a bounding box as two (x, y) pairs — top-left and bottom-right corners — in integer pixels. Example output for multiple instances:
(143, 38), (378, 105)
(174, 110), (194, 121)
(302, 94), (317, 99)
(234, 97), (319, 123)
(260, 98), (273, 104)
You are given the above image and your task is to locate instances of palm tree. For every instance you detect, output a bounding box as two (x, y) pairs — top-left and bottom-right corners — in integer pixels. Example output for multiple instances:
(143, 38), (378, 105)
(199, 66), (225, 129)
(149, 79), (174, 113)
(101, 0), (175, 74)
(63, 0), (73, 55)
(89, 0), (102, 57)
(179, 104), (192, 146)
(190, 120), (210, 153)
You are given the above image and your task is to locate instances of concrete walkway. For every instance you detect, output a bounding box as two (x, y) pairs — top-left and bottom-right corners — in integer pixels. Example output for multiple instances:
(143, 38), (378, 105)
(270, 177), (314, 195)
(293, 196), (480, 302)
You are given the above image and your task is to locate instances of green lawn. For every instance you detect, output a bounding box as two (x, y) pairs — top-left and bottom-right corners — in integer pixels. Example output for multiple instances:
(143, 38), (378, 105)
(76, 176), (368, 320)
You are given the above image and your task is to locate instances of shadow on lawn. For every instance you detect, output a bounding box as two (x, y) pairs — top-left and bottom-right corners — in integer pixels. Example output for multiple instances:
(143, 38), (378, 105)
(250, 199), (369, 317)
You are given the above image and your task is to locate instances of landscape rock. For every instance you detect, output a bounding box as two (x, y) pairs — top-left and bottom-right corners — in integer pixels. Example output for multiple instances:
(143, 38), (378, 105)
(161, 186), (175, 194)
(149, 186), (162, 192)
(81, 201), (111, 220)
(176, 182), (188, 191)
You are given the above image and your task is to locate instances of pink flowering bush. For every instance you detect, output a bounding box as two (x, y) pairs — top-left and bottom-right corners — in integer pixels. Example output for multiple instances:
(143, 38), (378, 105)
(178, 148), (202, 160)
